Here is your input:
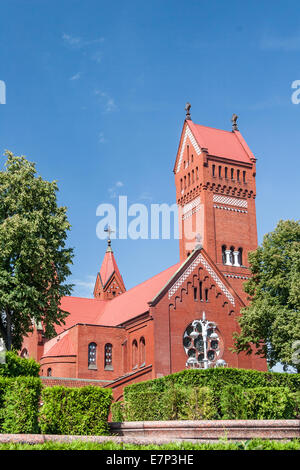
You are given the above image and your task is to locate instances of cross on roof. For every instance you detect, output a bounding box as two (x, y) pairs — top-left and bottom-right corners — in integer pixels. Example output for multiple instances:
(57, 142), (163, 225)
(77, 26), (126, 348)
(104, 225), (115, 242)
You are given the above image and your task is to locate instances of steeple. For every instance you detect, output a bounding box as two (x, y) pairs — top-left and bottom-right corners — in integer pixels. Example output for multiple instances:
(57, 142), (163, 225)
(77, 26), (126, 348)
(93, 239), (126, 300)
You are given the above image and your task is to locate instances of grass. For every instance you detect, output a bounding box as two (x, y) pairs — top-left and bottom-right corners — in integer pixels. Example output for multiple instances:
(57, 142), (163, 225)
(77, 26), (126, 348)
(0, 439), (299, 450)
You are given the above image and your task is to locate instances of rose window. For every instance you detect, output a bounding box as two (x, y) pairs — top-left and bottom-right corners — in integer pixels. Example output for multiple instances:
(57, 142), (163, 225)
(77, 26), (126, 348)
(183, 313), (224, 368)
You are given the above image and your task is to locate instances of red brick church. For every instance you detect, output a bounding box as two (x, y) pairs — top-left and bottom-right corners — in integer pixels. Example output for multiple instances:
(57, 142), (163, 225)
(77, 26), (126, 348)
(21, 107), (266, 400)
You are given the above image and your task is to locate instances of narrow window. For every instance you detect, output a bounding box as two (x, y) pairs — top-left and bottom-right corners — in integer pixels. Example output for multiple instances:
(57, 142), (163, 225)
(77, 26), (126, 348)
(243, 171), (246, 183)
(222, 245), (226, 265)
(205, 288), (209, 302)
(212, 164), (215, 177)
(218, 166), (222, 177)
(231, 168), (234, 180)
(194, 287), (198, 301)
(47, 368), (52, 377)
(192, 169), (194, 183)
(191, 154), (194, 163)
(238, 248), (243, 266)
(230, 246), (235, 265)
(196, 167), (199, 180)
(139, 337), (146, 367)
(184, 175), (186, 189)
(132, 340), (138, 369)
(225, 167), (228, 179)
(237, 169), (240, 181)
(187, 145), (189, 165)
(104, 343), (113, 369)
(180, 178), (183, 191)
(88, 342), (97, 368)
(188, 173), (190, 186)
(199, 281), (203, 301)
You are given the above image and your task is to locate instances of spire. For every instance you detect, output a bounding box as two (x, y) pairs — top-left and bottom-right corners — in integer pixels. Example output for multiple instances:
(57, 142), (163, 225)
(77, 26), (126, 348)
(185, 102), (191, 120)
(93, 239), (126, 300)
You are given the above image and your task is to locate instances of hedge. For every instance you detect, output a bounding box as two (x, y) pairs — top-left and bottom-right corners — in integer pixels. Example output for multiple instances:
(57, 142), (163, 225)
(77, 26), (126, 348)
(116, 386), (218, 422)
(0, 376), (42, 433)
(0, 351), (40, 378)
(220, 385), (296, 420)
(124, 368), (300, 399)
(39, 386), (113, 435)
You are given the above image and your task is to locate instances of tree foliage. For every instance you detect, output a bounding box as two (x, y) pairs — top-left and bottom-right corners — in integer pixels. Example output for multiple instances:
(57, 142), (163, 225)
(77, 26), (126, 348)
(0, 151), (73, 350)
(234, 219), (300, 371)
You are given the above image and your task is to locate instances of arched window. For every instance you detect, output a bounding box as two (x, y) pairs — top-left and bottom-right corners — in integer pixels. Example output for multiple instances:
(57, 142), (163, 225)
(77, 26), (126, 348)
(218, 166), (222, 177)
(225, 167), (228, 179)
(139, 337), (146, 367)
(20, 348), (28, 358)
(222, 245), (226, 265)
(212, 164), (215, 177)
(192, 169), (195, 183)
(47, 368), (52, 377)
(231, 168), (234, 180)
(243, 171), (246, 183)
(196, 167), (199, 180)
(104, 343), (113, 369)
(238, 248), (243, 266)
(188, 173), (190, 186)
(132, 340), (138, 369)
(88, 342), (97, 369)
(237, 169), (240, 181)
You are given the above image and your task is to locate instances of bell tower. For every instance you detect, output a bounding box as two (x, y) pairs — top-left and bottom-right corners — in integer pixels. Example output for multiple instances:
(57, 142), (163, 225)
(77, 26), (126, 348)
(174, 105), (258, 301)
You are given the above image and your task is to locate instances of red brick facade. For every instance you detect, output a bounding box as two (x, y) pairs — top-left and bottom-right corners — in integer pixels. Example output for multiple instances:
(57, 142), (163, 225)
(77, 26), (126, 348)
(21, 115), (267, 399)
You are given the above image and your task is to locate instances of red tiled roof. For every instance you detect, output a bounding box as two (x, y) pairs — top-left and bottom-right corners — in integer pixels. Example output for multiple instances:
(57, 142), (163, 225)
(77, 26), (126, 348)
(43, 331), (76, 357)
(98, 263), (180, 326)
(187, 121), (255, 163)
(56, 296), (107, 334)
(54, 263), (180, 336)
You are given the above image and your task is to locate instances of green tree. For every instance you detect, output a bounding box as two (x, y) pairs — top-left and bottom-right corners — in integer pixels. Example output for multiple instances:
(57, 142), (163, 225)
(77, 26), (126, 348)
(234, 219), (300, 371)
(0, 151), (74, 350)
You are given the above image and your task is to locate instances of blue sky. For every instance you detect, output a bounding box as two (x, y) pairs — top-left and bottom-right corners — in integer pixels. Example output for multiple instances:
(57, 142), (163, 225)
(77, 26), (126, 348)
(0, 0), (299, 299)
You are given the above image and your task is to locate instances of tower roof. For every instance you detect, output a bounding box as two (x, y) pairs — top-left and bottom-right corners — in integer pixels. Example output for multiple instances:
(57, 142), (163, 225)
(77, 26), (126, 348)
(99, 240), (125, 289)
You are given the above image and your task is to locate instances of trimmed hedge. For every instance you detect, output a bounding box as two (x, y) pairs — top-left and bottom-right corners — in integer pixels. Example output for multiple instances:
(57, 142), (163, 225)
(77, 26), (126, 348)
(0, 351), (40, 378)
(124, 368), (300, 398)
(220, 385), (296, 420)
(117, 386), (218, 422)
(0, 376), (42, 433)
(39, 386), (113, 435)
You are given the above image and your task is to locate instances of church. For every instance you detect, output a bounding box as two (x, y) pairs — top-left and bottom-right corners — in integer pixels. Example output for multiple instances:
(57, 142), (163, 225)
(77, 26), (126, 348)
(21, 106), (267, 400)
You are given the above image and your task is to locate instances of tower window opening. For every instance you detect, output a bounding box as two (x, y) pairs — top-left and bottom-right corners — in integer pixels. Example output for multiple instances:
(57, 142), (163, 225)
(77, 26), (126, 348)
(237, 169), (240, 181)
(47, 368), (52, 377)
(243, 171), (246, 183)
(191, 154), (194, 163)
(205, 288), (209, 302)
(212, 164), (215, 177)
(192, 169), (195, 183)
(231, 168), (234, 180)
(218, 166), (222, 177)
(184, 175), (186, 189)
(225, 167), (228, 179)
(188, 173), (190, 186)
(196, 167), (199, 180)
(222, 245), (226, 265)
(180, 178), (183, 191)
(229, 246), (234, 265)
(238, 248), (243, 266)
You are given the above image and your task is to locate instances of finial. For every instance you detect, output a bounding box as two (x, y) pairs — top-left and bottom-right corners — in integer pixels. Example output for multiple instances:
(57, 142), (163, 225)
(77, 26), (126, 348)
(104, 225), (114, 251)
(231, 113), (238, 131)
(185, 102), (191, 120)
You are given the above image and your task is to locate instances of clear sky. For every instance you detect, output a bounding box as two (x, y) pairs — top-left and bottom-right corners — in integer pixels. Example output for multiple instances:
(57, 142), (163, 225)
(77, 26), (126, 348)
(0, 0), (299, 299)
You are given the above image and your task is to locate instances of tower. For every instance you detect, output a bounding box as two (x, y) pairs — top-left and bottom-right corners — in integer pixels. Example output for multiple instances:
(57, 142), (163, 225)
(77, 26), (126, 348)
(93, 239), (126, 300)
(174, 106), (258, 302)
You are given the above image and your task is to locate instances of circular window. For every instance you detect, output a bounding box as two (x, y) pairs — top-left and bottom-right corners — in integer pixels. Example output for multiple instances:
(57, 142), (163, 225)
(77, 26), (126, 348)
(183, 316), (224, 368)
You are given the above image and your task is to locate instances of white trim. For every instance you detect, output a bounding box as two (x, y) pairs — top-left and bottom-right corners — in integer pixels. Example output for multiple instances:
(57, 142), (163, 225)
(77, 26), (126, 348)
(213, 195), (248, 208)
(176, 126), (201, 173)
(168, 253), (235, 306)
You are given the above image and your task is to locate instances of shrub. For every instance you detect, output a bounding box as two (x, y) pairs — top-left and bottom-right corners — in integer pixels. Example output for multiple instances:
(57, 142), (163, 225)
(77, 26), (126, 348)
(122, 385), (218, 421)
(39, 386), (113, 435)
(0, 351), (40, 377)
(1, 376), (42, 433)
(111, 401), (125, 422)
(125, 368), (300, 396)
(220, 386), (296, 420)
